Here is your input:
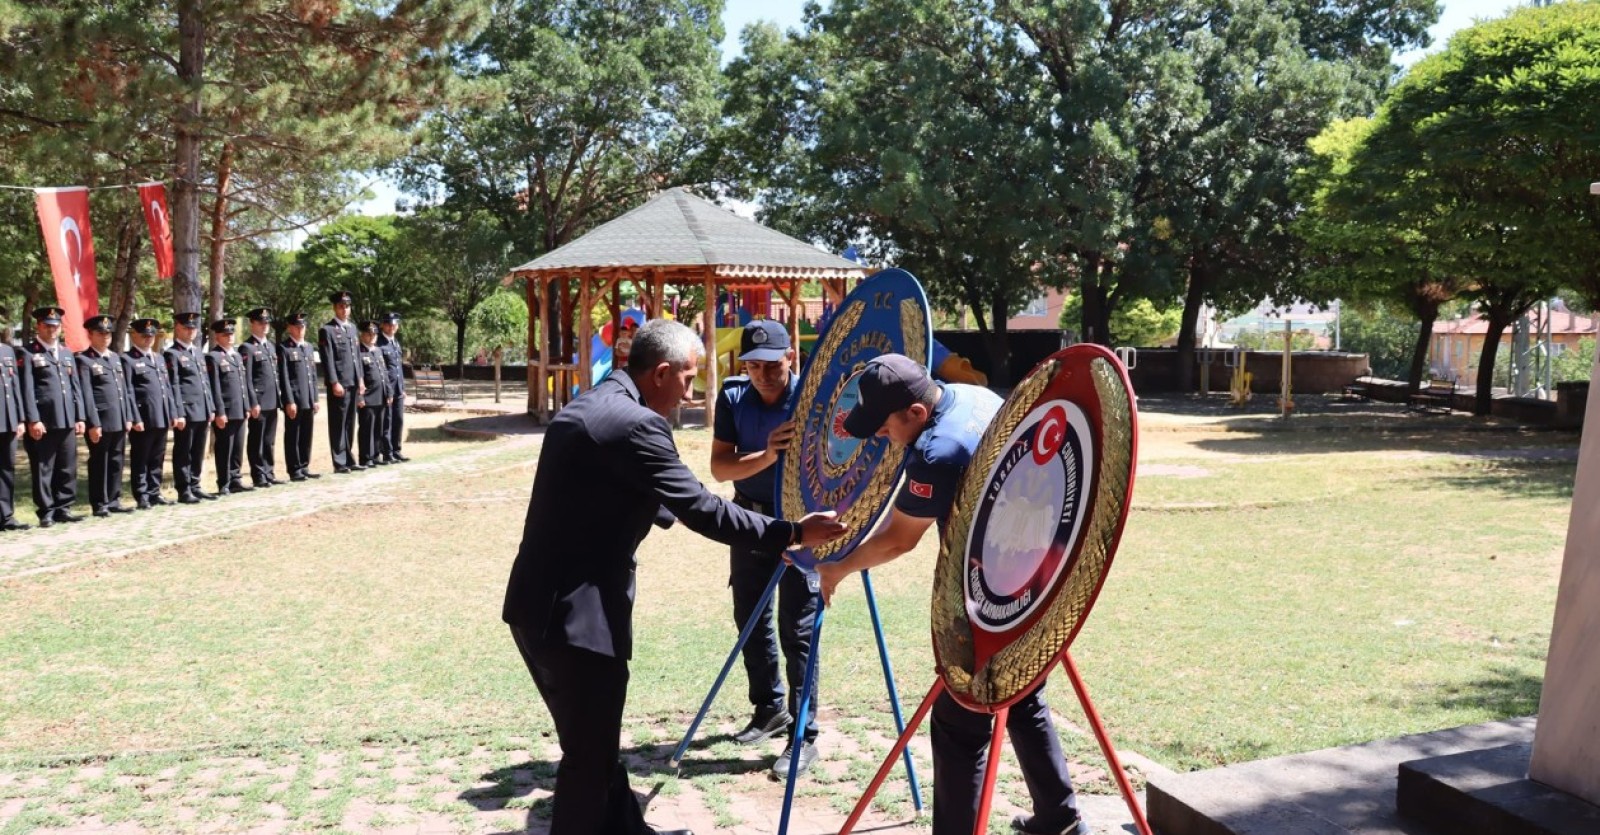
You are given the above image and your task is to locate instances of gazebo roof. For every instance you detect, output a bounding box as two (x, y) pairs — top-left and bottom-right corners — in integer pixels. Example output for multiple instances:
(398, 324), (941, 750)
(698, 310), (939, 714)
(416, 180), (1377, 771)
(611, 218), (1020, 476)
(509, 187), (866, 281)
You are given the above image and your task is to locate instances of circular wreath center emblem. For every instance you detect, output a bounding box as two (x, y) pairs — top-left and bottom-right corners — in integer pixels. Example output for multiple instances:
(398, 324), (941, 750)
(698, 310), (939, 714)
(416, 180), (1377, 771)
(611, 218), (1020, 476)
(964, 399), (1095, 633)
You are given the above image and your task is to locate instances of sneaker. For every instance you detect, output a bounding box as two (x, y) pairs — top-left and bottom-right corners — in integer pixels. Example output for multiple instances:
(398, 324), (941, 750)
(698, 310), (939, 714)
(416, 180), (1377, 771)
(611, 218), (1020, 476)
(733, 707), (792, 745)
(770, 740), (818, 780)
(1011, 814), (1091, 835)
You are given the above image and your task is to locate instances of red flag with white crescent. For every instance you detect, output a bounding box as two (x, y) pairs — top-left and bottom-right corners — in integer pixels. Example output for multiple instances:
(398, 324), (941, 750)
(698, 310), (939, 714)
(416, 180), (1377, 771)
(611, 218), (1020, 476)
(137, 182), (175, 279)
(33, 187), (100, 351)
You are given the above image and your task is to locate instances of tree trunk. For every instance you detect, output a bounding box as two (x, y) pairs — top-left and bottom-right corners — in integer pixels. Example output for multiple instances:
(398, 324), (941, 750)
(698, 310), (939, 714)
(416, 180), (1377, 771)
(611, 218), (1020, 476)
(493, 346), (503, 404)
(206, 141), (234, 323)
(1078, 255), (1112, 346)
(1406, 306), (1438, 395)
(109, 209), (144, 344)
(1176, 263), (1210, 392)
(1473, 312), (1513, 416)
(985, 290), (1012, 387)
(453, 317), (467, 380)
(172, 0), (206, 314)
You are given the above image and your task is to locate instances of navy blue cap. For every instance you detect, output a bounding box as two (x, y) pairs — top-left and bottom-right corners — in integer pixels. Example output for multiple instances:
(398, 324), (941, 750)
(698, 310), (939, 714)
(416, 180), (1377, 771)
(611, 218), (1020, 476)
(246, 307), (272, 323)
(210, 319), (235, 334)
(283, 312), (308, 327)
(32, 306), (64, 325)
(738, 319), (791, 362)
(174, 312), (202, 329)
(84, 315), (113, 333)
(843, 354), (937, 439)
(130, 318), (160, 336)
(328, 290), (353, 305)
(357, 320), (378, 334)
(379, 311), (401, 324)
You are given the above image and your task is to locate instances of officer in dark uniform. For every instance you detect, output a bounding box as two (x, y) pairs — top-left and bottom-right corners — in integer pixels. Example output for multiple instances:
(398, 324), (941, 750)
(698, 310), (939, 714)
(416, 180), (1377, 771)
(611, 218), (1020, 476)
(355, 321), (391, 468)
(819, 354), (1090, 835)
(708, 319), (819, 777)
(19, 306), (88, 526)
(318, 290), (362, 472)
(0, 324), (30, 530)
(278, 312), (320, 481)
(165, 311), (218, 503)
(376, 311), (407, 463)
(76, 314), (140, 516)
(241, 308), (281, 487)
(207, 318), (257, 495)
(123, 318), (177, 509)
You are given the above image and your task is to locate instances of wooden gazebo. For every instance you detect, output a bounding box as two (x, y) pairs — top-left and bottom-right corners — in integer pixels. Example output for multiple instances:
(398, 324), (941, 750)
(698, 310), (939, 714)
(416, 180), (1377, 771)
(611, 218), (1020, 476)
(510, 187), (868, 423)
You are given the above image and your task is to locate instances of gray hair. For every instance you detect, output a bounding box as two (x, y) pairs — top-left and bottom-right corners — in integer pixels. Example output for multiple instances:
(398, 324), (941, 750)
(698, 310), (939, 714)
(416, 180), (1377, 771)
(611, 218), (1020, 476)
(627, 318), (704, 373)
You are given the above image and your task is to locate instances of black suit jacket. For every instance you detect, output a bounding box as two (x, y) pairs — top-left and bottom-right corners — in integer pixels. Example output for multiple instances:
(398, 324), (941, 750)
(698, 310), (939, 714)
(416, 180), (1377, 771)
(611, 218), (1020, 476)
(502, 372), (798, 659)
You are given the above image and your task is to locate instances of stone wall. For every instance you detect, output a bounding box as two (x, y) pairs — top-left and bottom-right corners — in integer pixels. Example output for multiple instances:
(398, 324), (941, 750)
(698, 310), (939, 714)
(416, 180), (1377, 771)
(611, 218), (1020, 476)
(1125, 349), (1370, 394)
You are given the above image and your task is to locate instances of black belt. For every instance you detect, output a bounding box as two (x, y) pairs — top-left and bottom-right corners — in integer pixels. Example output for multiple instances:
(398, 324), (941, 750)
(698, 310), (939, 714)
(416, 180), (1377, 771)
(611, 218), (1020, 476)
(733, 494), (774, 515)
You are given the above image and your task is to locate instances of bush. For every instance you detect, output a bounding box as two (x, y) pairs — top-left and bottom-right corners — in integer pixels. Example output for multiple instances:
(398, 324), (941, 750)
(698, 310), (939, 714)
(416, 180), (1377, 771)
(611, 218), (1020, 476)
(1339, 304), (1418, 379)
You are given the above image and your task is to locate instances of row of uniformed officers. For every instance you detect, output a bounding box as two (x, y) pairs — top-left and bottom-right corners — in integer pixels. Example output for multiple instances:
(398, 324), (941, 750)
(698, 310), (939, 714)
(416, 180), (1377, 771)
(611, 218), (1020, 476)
(0, 293), (407, 529)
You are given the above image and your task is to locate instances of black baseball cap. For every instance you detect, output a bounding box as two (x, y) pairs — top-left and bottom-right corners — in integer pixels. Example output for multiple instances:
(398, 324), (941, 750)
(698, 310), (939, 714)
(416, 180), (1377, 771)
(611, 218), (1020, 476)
(247, 307), (273, 323)
(739, 319), (791, 362)
(84, 315), (114, 333)
(32, 306), (64, 325)
(842, 354), (938, 439)
(130, 318), (160, 336)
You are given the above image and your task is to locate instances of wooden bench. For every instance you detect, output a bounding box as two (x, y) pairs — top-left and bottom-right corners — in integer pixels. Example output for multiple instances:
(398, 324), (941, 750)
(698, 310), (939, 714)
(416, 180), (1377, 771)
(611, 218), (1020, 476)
(1341, 378), (1373, 401)
(1407, 378), (1456, 414)
(411, 367), (464, 405)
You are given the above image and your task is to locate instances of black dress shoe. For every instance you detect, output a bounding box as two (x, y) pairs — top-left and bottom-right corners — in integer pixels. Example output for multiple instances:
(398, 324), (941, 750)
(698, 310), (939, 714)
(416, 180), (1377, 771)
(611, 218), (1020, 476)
(57, 511), (86, 523)
(350, 464), (367, 471)
(228, 482), (255, 492)
(179, 494), (202, 505)
(135, 500), (151, 510)
(734, 707), (793, 744)
(392, 454), (410, 462)
(151, 495), (175, 506)
(93, 508), (111, 518)
(1, 518), (31, 531)
(290, 475), (307, 482)
(305, 472), (322, 479)
(194, 490), (220, 501)
(334, 466), (352, 474)
(652, 829), (695, 835)
(107, 505), (134, 514)
(770, 739), (819, 779)
(37, 515), (53, 527)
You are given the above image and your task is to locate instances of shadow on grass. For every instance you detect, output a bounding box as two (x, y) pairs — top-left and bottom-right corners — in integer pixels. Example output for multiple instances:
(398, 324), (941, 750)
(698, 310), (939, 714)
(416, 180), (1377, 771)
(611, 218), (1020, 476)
(1430, 664), (1544, 718)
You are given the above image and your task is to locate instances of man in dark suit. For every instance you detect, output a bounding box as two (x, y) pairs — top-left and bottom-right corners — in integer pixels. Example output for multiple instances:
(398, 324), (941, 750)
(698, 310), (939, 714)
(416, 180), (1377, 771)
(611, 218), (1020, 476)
(355, 321), (390, 468)
(502, 319), (846, 835)
(123, 318), (177, 509)
(19, 305), (88, 526)
(207, 318), (256, 495)
(278, 312), (320, 481)
(0, 326), (29, 530)
(76, 314), (140, 516)
(318, 290), (362, 473)
(241, 308), (281, 487)
(376, 311), (407, 463)
(165, 312), (218, 504)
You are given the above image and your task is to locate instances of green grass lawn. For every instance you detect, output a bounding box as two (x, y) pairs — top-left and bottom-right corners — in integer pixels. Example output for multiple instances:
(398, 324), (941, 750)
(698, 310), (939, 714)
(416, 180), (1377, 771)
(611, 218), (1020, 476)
(0, 414), (1576, 833)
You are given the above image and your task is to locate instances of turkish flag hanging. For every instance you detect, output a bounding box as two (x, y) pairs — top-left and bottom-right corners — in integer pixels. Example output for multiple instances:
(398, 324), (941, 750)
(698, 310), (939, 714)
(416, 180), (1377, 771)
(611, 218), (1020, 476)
(137, 182), (175, 279)
(34, 187), (100, 351)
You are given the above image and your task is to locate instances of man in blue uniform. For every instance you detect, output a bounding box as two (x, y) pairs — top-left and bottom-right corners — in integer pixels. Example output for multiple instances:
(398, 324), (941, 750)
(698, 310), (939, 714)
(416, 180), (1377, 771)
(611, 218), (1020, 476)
(166, 311), (218, 503)
(708, 319), (819, 777)
(208, 318), (257, 495)
(241, 308), (282, 487)
(123, 318), (177, 509)
(19, 306), (88, 526)
(502, 318), (847, 835)
(376, 311), (407, 463)
(355, 321), (391, 468)
(278, 313), (320, 481)
(318, 290), (362, 473)
(0, 321), (30, 530)
(76, 315), (140, 516)
(817, 354), (1090, 835)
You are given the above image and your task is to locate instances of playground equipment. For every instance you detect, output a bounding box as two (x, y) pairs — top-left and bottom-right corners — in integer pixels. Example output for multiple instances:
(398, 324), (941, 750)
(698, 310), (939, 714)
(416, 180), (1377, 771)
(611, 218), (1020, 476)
(1226, 347), (1252, 406)
(1278, 321), (1294, 418)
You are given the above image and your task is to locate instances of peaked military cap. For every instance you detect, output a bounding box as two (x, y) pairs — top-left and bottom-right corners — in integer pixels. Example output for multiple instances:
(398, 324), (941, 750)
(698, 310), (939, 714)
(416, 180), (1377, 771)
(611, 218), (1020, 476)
(210, 319), (236, 334)
(328, 290), (354, 305)
(246, 307), (273, 323)
(130, 318), (160, 336)
(31, 306), (65, 325)
(173, 311), (202, 328)
(84, 315), (114, 333)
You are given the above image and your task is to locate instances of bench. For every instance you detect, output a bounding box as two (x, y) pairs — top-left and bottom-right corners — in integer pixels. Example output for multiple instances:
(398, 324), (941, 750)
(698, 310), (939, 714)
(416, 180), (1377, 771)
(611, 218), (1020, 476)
(1341, 379), (1373, 401)
(411, 367), (464, 405)
(1407, 378), (1456, 414)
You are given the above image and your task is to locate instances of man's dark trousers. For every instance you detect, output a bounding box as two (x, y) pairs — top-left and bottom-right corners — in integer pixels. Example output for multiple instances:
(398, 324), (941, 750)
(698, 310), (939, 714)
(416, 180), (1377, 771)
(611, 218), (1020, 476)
(128, 426), (167, 502)
(509, 626), (650, 835)
(86, 429), (127, 510)
(729, 505), (819, 741)
(0, 432), (19, 522)
(327, 389), (356, 468)
(171, 423), (207, 496)
(929, 684), (1081, 835)
(283, 408), (313, 477)
(24, 429), (76, 517)
(247, 409), (278, 484)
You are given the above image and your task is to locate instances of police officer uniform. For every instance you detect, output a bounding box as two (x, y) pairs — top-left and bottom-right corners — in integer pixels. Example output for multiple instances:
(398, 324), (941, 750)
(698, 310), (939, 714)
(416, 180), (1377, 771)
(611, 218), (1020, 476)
(376, 311), (407, 463)
(165, 312), (218, 503)
(318, 290), (362, 472)
(77, 315), (140, 516)
(207, 318), (257, 494)
(241, 308), (282, 487)
(841, 355), (1087, 835)
(0, 334), (30, 530)
(355, 321), (391, 468)
(19, 306), (90, 526)
(711, 320), (818, 759)
(123, 318), (178, 509)
(278, 312), (320, 481)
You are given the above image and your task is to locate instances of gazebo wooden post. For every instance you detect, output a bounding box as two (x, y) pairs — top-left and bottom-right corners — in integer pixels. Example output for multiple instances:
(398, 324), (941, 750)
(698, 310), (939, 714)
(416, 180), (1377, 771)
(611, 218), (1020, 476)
(703, 268), (717, 426)
(578, 270), (594, 391)
(788, 279), (801, 356)
(525, 274), (541, 419)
